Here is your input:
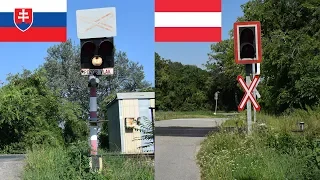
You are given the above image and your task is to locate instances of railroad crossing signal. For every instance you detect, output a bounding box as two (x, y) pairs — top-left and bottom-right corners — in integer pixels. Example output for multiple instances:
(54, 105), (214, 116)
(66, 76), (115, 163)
(234, 21), (262, 64)
(237, 75), (260, 111)
(80, 38), (115, 70)
(76, 7), (116, 76)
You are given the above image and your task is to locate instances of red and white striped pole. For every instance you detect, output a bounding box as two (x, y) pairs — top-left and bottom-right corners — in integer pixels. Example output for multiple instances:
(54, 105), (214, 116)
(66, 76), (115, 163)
(89, 75), (99, 155)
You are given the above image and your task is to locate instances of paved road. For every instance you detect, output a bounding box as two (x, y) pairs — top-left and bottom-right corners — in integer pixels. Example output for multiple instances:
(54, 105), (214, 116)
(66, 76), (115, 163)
(0, 154), (25, 180)
(155, 118), (229, 180)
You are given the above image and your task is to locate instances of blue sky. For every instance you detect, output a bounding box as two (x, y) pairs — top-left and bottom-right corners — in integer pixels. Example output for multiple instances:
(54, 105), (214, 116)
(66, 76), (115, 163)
(155, 0), (249, 68)
(0, 0), (154, 84)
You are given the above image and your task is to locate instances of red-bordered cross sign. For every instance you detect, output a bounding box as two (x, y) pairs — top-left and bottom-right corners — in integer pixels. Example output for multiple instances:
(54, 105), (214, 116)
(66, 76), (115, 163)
(238, 75), (261, 111)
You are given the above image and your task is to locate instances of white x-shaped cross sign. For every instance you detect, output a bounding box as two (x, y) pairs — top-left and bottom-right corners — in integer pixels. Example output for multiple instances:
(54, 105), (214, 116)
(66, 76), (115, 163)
(238, 75), (261, 111)
(79, 13), (114, 33)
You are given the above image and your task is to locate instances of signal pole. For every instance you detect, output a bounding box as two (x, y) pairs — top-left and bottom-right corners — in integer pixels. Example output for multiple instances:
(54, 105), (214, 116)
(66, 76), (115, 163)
(88, 75), (103, 171)
(252, 64), (256, 123)
(233, 21), (262, 135)
(76, 7), (117, 172)
(89, 75), (99, 155)
(245, 64), (252, 134)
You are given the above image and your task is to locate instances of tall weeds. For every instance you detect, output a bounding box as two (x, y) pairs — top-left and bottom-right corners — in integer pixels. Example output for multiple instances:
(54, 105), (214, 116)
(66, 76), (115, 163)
(197, 107), (320, 180)
(23, 141), (154, 180)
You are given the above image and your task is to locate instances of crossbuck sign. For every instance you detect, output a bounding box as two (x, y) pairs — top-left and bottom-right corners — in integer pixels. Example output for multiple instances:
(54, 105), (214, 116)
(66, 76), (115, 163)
(76, 7), (117, 39)
(237, 75), (261, 111)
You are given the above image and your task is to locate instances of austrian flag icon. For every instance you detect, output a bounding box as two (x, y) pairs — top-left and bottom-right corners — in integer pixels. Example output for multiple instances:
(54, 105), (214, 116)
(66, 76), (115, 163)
(14, 8), (33, 32)
(154, 0), (222, 42)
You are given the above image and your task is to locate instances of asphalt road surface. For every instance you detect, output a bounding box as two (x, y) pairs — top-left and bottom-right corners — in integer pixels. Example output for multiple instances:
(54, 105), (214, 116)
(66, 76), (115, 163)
(0, 154), (25, 180)
(155, 118), (229, 180)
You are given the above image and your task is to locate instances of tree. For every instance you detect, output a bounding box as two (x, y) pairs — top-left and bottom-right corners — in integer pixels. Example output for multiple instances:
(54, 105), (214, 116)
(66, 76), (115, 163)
(0, 69), (87, 153)
(155, 52), (210, 111)
(205, 39), (244, 111)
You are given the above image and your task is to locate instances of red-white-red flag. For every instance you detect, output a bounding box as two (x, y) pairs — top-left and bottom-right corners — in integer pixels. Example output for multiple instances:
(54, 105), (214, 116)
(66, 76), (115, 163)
(155, 0), (222, 42)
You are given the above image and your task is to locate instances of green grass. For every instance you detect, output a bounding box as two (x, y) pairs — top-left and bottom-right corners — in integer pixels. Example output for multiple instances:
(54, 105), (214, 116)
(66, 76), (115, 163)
(221, 111), (246, 127)
(23, 143), (154, 180)
(103, 154), (154, 180)
(197, 107), (320, 180)
(155, 110), (236, 121)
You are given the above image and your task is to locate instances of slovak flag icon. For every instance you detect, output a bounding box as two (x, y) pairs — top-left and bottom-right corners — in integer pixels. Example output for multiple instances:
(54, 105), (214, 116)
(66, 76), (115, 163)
(14, 8), (33, 32)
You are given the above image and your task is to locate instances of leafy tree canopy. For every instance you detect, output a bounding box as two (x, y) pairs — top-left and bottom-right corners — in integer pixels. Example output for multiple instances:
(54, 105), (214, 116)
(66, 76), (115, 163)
(155, 52), (210, 111)
(0, 69), (87, 153)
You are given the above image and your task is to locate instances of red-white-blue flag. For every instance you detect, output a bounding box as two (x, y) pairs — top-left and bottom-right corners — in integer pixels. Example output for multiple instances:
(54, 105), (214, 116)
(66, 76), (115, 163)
(0, 0), (67, 42)
(155, 0), (222, 42)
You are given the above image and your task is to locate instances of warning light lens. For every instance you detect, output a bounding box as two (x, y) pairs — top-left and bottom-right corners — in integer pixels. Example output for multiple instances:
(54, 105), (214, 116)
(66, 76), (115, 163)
(92, 56), (103, 66)
(241, 44), (255, 59)
(240, 28), (254, 44)
(98, 41), (114, 57)
(81, 42), (96, 58)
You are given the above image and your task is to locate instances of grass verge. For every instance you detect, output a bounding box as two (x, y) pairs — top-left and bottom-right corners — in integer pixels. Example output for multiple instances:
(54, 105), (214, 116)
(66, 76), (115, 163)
(197, 107), (320, 180)
(155, 110), (236, 121)
(23, 141), (154, 180)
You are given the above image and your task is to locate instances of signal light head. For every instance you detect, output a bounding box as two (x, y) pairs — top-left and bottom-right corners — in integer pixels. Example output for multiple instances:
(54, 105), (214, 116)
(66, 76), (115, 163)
(241, 43), (255, 59)
(240, 28), (254, 44)
(234, 21), (262, 64)
(81, 42), (96, 58)
(92, 56), (103, 66)
(98, 40), (114, 57)
(239, 27), (256, 59)
(80, 37), (115, 70)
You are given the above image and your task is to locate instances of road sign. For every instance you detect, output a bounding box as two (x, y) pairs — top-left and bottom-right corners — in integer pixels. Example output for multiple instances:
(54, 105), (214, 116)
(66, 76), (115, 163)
(234, 21), (262, 64)
(80, 68), (114, 76)
(76, 7), (117, 39)
(238, 75), (260, 111)
(214, 92), (219, 100)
